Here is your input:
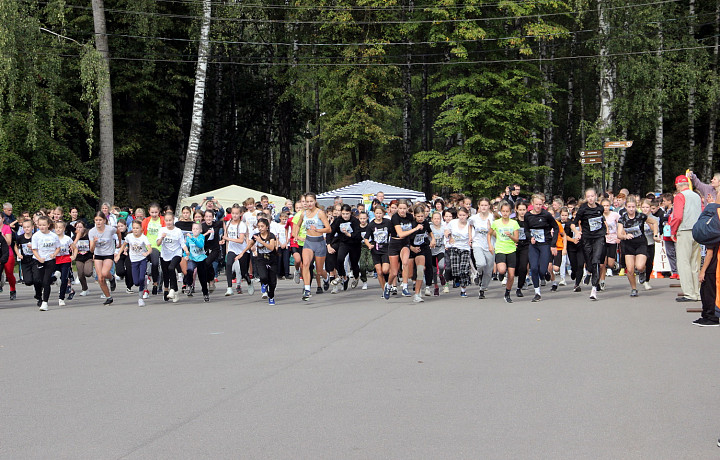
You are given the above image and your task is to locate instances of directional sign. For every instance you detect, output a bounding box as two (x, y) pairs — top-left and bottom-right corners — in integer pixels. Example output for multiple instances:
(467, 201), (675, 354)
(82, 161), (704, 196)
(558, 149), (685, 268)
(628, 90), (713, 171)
(604, 140), (633, 148)
(581, 157), (603, 165)
(580, 149), (602, 157)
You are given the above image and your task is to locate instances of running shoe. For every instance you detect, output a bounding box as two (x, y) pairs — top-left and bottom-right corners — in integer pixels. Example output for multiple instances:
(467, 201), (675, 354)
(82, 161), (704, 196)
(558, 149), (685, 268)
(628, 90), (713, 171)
(540, 279), (546, 287)
(103, 298), (114, 305)
(413, 293), (424, 303)
(544, 272), (551, 282)
(126, 287), (133, 294)
(143, 290), (149, 299)
(391, 286), (398, 295)
(401, 288), (411, 297)
(58, 299), (65, 307)
(204, 295), (210, 302)
(383, 284), (391, 300)
(460, 291), (468, 298)
(208, 280), (215, 292)
(169, 289), (176, 301)
(559, 279), (567, 286)
(164, 291), (169, 302)
(583, 273), (591, 285)
(531, 294), (541, 302)
(302, 289), (311, 301)
(36, 298), (42, 307)
(101, 294), (108, 299)
(695, 318), (719, 327)
(269, 298), (276, 306)
(362, 282), (369, 290)
(643, 281), (652, 291)
(351, 278), (359, 289)
(670, 273), (679, 280)
(599, 280), (606, 291)
(425, 287), (431, 296)
(516, 289), (524, 298)
(138, 298), (145, 307)
(442, 285), (449, 294)
(638, 271), (647, 285)
(80, 290), (89, 297)
(173, 290), (179, 303)
(504, 293), (513, 303)
(590, 287), (597, 301)
(499, 273), (505, 283)
(110, 278), (116, 291)
(187, 286), (194, 297)
(10, 291), (16, 301)
(67, 290), (75, 300)
(343, 278), (349, 291)
(39, 302), (48, 311)
(316, 286), (323, 294)
(236, 284), (242, 294)
(478, 290), (485, 299)
(630, 289), (638, 297)
(247, 279), (255, 295)
(261, 284), (268, 299)
(550, 284), (558, 292)
(434, 287), (439, 296)
(152, 285), (158, 295)
(331, 283), (339, 294)
(573, 286), (581, 292)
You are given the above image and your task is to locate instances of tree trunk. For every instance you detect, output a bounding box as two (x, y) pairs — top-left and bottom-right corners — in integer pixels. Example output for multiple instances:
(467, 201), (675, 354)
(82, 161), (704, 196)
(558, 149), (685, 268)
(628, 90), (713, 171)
(705, 0), (720, 179)
(176, 0), (211, 210)
(91, 0), (115, 206)
(542, 44), (555, 195)
(403, 62), (412, 185)
(654, 27), (664, 193)
(616, 128), (628, 188)
(597, 0), (613, 134)
(421, 64), (431, 197)
(558, 34), (576, 196)
(688, 0), (696, 170)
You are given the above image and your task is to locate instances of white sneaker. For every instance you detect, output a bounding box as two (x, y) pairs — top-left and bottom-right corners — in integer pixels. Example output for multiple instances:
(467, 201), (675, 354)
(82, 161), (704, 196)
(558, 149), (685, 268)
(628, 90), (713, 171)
(100, 294), (107, 299)
(413, 293), (424, 303)
(331, 283), (339, 294)
(39, 302), (48, 311)
(351, 277), (359, 289)
(294, 269), (301, 284)
(425, 287), (431, 297)
(362, 282), (368, 290)
(79, 290), (89, 296)
(169, 289), (176, 301)
(225, 287), (233, 296)
(58, 299), (65, 307)
(643, 281), (653, 290)
(443, 285), (449, 293)
(73, 279), (81, 285)
(142, 290), (149, 299)
(172, 290), (179, 303)
(138, 298), (145, 307)
(115, 274), (121, 281)
(559, 279), (567, 286)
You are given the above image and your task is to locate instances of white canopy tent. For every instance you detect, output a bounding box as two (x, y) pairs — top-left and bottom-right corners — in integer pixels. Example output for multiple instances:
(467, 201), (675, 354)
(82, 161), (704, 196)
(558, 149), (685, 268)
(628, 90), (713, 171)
(316, 180), (426, 206)
(179, 185), (288, 209)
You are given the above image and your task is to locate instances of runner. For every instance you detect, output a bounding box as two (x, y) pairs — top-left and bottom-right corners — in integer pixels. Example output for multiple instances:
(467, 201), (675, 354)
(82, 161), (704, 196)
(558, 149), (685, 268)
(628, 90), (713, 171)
(469, 198), (494, 299)
(357, 211), (374, 290)
(293, 193), (332, 301)
(524, 194), (560, 302)
(549, 210), (567, 292)
(600, 198), (620, 290)
(53, 221), (75, 306)
(141, 203), (165, 295)
(488, 201), (520, 303)
(1, 216), (17, 300)
(118, 220), (152, 306)
(184, 222), (210, 302)
(429, 211), (447, 296)
(222, 204), (252, 296)
(640, 199), (661, 290)
(514, 200), (530, 298)
(156, 211), (184, 303)
(617, 197), (649, 297)
(387, 199), (419, 298)
(408, 203), (434, 303)
(16, 219), (39, 301)
(201, 209), (223, 292)
(89, 212), (118, 305)
(445, 207), (473, 297)
(72, 220), (94, 297)
(114, 220), (134, 294)
(365, 206), (391, 298)
(330, 204), (362, 293)
(571, 189), (606, 301)
(248, 218), (278, 305)
(31, 216), (60, 311)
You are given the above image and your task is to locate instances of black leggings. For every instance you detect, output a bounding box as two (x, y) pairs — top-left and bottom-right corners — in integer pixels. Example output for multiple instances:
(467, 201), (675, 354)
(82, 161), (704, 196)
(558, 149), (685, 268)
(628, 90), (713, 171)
(325, 243), (339, 274)
(115, 254), (134, 289)
(57, 262), (73, 300)
(187, 259), (209, 295)
(160, 256), (182, 291)
(515, 244), (529, 289)
(582, 237), (605, 288)
(149, 248), (161, 283)
(255, 255), (278, 299)
(566, 243), (585, 287)
(645, 243), (655, 279)
(337, 243), (361, 279)
(36, 259), (56, 303)
(225, 251), (250, 287)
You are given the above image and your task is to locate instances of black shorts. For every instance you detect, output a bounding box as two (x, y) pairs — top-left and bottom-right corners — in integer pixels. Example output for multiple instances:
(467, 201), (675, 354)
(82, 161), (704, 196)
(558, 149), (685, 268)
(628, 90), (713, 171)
(371, 252), (389, 266)
(291, 245), (303, 255)
(388, 238), (408, 257)
(495, 252), (517, 269)
(605, 243), (618, 260)
(622, 240), (647, 257)
(409, 246), (428, 259)
(553, 252), (563, 267)
(93, 254), (114, 261)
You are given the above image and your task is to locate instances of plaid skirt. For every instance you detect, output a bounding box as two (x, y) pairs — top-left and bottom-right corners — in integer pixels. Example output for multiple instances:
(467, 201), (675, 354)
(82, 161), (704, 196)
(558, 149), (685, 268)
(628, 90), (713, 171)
(447, 247), (471, 287)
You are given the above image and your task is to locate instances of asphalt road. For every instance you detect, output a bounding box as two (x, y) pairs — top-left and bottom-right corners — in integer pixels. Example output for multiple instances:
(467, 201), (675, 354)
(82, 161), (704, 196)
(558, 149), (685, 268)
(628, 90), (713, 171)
(1, 274), (719, 459)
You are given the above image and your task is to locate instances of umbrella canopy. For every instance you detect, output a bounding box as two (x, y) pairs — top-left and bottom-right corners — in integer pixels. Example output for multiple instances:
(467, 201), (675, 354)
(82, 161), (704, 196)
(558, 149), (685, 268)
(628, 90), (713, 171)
(179, 185), (288, 209)
(316, 180), (426, 206)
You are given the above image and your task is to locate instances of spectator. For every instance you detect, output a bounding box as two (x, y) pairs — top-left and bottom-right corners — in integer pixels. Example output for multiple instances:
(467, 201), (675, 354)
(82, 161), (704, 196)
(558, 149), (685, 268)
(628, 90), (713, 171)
(3, 202), (17, 232)
(687, 170), (720, 207)
(196, 198), (224, 221)
(670, 175), (702, 302)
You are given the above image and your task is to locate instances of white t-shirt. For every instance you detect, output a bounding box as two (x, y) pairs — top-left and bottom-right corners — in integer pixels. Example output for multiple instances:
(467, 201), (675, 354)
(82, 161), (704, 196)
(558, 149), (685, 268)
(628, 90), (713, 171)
(88, 226), (118, 256)
(270, 221), (287, 246)
(31, 231), (60, 261)
(225, 220), (248, 254)
(125, 234), (151, 263)
(158, 227), (184, 260)
(448, 219), (471, 251)
(242, 211), (258, 234)
(57, 235), (73, 257)
(469, 213), (494, 250)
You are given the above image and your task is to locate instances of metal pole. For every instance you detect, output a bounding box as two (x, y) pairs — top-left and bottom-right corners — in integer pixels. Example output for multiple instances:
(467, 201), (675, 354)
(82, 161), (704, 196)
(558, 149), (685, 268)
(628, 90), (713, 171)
(305, 121), (310, 192)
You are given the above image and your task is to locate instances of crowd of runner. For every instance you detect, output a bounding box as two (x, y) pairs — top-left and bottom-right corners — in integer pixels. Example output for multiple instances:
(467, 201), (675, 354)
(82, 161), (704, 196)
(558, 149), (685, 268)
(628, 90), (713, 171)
(0, 174), (713, 324)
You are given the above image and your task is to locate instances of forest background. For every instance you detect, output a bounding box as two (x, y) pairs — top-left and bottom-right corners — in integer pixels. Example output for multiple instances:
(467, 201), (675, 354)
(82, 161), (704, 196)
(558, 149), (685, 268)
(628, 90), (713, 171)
(1, 0), (717, 216)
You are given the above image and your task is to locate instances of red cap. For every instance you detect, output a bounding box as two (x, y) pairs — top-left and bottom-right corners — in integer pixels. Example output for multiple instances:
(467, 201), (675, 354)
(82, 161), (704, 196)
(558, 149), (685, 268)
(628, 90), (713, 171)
(675, 175), (689, 185)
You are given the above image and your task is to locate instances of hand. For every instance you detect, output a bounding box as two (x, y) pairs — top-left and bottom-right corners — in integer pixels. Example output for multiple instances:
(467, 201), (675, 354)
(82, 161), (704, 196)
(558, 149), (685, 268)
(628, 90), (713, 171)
(309, 225), (317, 231)
(626, 234), (634, 240)
(671, 235), (677, 242)
(93, 236), (99, 242)
(38, 257), (45, 264)
(700, 270), (706, 283)
(489, 246), (495, 254)
(531, 237), (536, 245)
(551, 247), (558, 257)
(416, 224), (423, 231)
(327, 245), (336, 254)
(410, 246), (420, 253)
(503, 231), (511, 237)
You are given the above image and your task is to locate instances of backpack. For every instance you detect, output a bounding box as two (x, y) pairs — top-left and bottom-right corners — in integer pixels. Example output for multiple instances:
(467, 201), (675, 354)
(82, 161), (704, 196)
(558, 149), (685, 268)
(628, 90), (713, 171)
(691, 203), (720, 245)
(0, 234), (8, 265)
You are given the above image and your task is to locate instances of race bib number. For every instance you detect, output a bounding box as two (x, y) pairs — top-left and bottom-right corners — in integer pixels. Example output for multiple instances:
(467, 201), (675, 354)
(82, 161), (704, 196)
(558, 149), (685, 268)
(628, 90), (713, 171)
(530, 229), (545, 243)
(401, 222), (413, 231)
(518, 230), (526, 241)
(22, 242), (33, 256)
(130, 242), (147, 256)
(190, 244), (204, 257)
(340, 222), (352, 234)
(374, 228), (388, 244)
(304, 219), (316, 230)
(76, 240), (89, 253)
(588, 216), (603, 232)
(626, 225), (642, 238)
(413, 233), (426, 246)
(97, 238), (112, 250)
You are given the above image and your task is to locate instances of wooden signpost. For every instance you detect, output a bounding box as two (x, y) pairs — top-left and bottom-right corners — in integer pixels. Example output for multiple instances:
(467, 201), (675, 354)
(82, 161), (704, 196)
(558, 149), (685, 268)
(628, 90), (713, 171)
(580, 141), (633, 192)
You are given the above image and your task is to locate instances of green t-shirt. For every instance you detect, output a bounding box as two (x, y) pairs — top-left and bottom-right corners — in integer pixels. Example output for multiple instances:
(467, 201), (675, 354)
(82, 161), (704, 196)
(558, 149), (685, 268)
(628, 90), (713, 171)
(292, 212), (307, 245)
(146, 218), (163, 250)
(491, 219), (519, 254)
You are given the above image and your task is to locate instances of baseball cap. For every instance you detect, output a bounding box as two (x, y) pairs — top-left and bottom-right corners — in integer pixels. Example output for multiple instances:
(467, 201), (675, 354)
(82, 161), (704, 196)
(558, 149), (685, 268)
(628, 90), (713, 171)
(281, 207), (290, 213)
(675, 175), (689, 185)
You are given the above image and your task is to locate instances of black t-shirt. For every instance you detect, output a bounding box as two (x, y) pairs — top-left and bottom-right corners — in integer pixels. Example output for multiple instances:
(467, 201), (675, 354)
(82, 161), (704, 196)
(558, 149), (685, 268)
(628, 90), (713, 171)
(619, 212), (647, 244)
(202, 220), (224, 250)
(366, 220), (392, 254)
(515, 218), (529, 247)
(254, 232), (277, 257)
(75, 234), (92, 262)
(562, 220), (578, 246)
(330, 216), (361, 246)
(707, 245), (718, 276)
(409, 220), (432, 248)
(175, 221), (194, 239)
(523, 210), (559, 245)
(390, 213), (415, 240)
(573, 203), (606, 237)
(16, 233), (34, 263)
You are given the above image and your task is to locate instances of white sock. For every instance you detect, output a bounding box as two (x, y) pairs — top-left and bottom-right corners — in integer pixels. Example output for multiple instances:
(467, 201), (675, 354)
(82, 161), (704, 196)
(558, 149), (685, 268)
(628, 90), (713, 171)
(402, 283), (408, 289)
(461, 287), (466, 293)
(535, 287), (541, 295)
(304, 285), (310, 291)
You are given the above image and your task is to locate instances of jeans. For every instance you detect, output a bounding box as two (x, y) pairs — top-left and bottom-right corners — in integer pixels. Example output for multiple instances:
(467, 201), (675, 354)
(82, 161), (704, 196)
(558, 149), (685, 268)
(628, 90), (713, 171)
(528, 244), (551, 288)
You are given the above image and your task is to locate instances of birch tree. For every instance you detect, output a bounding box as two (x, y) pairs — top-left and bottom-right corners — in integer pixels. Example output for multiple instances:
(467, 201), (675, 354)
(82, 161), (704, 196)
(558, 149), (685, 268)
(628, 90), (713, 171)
(91, 0), (115, 205)
(177, 0), (212, 210)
